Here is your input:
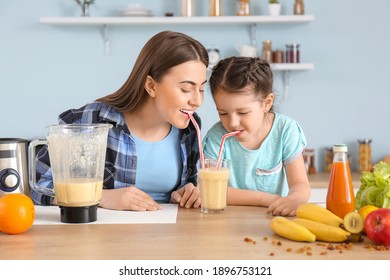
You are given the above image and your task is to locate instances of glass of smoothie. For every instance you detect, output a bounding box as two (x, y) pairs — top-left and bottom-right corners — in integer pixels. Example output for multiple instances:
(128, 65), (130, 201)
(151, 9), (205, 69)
(198, 159), (230, 214)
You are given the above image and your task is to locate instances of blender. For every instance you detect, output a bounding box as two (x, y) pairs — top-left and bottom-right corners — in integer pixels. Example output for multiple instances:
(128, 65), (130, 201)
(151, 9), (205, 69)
(29, 124), (112, 223)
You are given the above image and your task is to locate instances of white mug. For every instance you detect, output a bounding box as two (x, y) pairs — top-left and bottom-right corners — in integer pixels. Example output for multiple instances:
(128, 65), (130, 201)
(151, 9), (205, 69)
(236, 44), (257, 57)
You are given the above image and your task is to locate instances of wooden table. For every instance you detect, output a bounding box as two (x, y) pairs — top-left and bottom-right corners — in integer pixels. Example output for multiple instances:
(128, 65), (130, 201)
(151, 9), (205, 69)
(0, 205), (388, 260)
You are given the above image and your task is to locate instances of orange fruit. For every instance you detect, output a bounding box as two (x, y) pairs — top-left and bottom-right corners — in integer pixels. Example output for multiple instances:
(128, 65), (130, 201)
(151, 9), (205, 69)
(0, 193), (35, 234)
(358, 205), (379, 222)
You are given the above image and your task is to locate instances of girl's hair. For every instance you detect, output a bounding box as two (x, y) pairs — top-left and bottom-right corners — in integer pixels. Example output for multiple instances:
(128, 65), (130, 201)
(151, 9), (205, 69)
(97, 31), (209, 112)
(209, 56), (274, 111)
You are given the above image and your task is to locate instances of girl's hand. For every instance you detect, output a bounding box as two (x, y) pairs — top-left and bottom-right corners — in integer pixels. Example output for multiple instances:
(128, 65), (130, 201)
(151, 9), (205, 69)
(266, 196), (301, 217)
(170, 183), (201, 209)
(100, 187), (162, 211)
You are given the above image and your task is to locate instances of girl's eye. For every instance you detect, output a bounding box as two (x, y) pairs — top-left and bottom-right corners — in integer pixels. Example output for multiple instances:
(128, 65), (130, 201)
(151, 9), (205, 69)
(181, 88), (191, 93)
(239, 112), (249, 115)
(218, 112), (227, 116)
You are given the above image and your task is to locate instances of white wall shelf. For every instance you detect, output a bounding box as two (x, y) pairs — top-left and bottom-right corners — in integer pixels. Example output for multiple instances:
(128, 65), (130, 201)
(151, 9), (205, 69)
(39, 15), (315, 25)
(272, 63), (315, 99)
(39, 15), (315, 98)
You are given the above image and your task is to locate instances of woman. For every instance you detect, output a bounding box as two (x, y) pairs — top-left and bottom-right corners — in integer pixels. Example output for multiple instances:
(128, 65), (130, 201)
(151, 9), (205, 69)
(33, 31), (209, 211)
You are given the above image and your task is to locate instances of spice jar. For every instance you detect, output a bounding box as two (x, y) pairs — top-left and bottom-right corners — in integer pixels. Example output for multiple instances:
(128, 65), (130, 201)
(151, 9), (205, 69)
(272, 50), (284, 63)
(294, 0), (305, 15)
(210, 0), (222, 16)
(237, 0), (250, 16)
(285, 43), (300, 63)
(261, 40), (273, 63)
(358, 139), (372, 172)
(325, 147), (333, 172)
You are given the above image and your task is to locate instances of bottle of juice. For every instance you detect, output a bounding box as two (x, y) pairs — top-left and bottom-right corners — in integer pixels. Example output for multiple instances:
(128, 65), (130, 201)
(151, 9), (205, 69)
(326, 144), (356, 218)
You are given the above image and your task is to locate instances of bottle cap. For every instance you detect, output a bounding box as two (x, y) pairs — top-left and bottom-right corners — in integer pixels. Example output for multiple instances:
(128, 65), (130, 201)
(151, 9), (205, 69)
(358, 139), (372, 144)
(333, 144), (348, 153)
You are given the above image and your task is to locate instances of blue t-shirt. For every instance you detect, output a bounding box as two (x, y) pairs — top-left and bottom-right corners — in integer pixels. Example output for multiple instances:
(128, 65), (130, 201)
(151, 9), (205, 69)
(132, 127), (182, 202)
(203, 113), (306, 196)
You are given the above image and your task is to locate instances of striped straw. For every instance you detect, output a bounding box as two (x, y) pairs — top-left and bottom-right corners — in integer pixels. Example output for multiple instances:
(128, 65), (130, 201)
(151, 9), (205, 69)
(189, 114), (205, 170)
(217, 131), (240, 169)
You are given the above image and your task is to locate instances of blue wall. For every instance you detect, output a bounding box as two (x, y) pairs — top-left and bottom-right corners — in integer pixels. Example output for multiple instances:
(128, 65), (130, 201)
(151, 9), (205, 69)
(1, 0), (389, 172)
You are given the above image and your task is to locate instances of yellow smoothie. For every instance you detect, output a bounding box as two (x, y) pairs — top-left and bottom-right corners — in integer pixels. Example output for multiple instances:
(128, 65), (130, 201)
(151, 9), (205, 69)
(54, 178), (103, 207)
(198, 167), (230, 213)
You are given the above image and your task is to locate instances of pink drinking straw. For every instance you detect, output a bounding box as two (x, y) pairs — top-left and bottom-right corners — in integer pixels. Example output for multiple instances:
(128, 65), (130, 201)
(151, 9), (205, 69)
(216, 131), (241, 169)
(189, 114), (205, 170)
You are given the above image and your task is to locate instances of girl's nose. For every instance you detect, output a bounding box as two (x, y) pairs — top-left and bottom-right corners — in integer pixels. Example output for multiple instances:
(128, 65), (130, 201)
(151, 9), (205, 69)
(228, 115), (240, 128)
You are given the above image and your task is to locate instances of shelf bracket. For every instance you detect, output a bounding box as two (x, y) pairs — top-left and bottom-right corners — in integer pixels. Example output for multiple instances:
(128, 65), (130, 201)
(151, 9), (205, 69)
(283, 70), (291, 100)
(102, 24), (111, 56)
(250, 23), (257, 46)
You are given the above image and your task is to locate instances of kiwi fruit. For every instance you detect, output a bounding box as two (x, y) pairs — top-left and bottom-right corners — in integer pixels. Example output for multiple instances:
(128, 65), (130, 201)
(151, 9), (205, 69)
(343, 212), (364, 234)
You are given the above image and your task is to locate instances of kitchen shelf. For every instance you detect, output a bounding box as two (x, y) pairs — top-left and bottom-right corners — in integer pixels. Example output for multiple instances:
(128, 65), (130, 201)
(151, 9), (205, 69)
(272, 63), (315, 99)
(40, 15), (315, 98)
(39, 15), (315, 25)
(39, 15), (314, 51)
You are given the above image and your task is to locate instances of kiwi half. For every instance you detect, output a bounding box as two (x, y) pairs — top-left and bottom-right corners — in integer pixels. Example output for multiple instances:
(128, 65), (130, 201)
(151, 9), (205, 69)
(343, 212), (364, 234)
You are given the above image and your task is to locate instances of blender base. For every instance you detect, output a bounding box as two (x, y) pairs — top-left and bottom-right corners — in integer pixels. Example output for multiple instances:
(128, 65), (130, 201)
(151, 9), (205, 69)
(60, 204), (98, 223)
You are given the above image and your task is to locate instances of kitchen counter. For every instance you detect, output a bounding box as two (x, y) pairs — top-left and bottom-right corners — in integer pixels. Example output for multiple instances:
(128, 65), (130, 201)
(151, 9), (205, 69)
(308, 172), (362, 203)
(0, 205), (387, 260)
(308, 172), (362, 188)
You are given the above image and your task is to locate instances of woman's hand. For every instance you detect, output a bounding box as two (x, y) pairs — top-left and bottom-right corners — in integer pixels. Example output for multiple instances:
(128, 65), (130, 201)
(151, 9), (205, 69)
(170, 183), (201, 209)
(99, 187), (162, 211)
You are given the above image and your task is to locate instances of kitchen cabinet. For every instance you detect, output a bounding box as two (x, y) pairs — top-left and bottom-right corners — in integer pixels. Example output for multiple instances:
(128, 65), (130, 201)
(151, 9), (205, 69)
(39, 15), (315, 97)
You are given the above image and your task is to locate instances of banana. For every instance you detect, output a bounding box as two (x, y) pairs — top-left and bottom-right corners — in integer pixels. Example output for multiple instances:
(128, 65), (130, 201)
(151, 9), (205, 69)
(296, 203), (343, 227)
(293, 218), (351, 243)
(270, 216), (316, 243)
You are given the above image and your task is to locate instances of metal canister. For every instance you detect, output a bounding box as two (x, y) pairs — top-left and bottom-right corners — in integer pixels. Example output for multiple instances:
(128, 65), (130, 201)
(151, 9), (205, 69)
(180, 0), (195, 17)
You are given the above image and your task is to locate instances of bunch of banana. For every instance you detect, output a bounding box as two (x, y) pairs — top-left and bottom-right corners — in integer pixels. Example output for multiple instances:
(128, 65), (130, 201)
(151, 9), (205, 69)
(270, 216), (316, 242)
(296, 203), (343, 227)
(270, 204), (353, 243)
(293, 218), (350, 242)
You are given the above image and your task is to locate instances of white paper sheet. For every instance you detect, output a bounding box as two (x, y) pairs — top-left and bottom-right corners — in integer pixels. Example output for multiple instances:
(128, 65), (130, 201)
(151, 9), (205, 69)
(33, 204), (178, 225)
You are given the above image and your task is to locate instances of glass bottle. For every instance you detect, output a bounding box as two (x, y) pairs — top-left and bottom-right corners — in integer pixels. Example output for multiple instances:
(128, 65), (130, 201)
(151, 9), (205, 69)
(358, 139), (372, 172)
(326, 144), (356, 219)
(237, 0), (250, 16)
(210, 0), (222, 16)
(294, 0), (305, 15)
(180, 0), (195, 17)
(261, 40), (273, 63)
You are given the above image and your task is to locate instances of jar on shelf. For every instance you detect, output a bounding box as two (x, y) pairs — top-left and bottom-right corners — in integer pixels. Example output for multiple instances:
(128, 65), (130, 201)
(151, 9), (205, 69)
(325, 147), (333, 172)
(294, 0), (305, 15)
(285, 43), (300, 63)
(210, 0), (222, 16)
(180, 0), (195, 17)
(272, 50), (284, 63)
(358, 139), (372, 172)
(261, 40), (273, 63)
(237, 0), (250, 16)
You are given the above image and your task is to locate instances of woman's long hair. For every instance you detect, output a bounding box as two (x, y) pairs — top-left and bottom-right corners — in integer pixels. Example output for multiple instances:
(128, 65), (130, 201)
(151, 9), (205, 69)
(97, 31), (209, 113)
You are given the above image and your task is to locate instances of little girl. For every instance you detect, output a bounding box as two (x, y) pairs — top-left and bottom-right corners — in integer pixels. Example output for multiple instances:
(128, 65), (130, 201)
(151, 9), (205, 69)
(203, 56), (310, 216)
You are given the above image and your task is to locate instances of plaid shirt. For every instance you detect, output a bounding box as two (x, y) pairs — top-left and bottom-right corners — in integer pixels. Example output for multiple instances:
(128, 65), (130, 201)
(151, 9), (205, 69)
(32, 101), (201, 205)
